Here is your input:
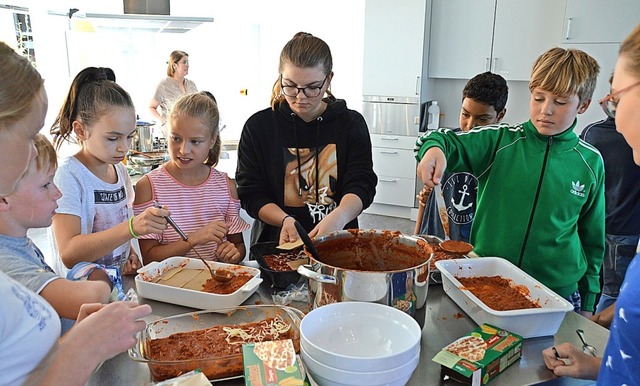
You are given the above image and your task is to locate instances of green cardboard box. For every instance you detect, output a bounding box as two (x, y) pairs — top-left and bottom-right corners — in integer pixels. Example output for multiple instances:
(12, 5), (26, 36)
(242, 339), (307, 386)
(433, 324), (523, 385)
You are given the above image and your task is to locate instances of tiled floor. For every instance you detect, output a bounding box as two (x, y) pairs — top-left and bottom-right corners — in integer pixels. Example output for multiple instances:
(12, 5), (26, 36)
(28, 213), (417, 262)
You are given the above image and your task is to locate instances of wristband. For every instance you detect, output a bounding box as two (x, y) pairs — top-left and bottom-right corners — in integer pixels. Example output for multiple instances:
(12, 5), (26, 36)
(281, 215), (293, 227)
(129, 216), (140, 239)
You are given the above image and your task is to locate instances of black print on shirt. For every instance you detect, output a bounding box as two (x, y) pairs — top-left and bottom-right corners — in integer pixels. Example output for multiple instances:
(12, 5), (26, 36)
(93, 186), (126, 204)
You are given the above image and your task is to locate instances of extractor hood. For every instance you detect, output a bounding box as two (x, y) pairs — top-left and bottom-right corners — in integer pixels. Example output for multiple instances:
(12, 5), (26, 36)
(82, 13), (213, 34)
(48, 5), (212, 34)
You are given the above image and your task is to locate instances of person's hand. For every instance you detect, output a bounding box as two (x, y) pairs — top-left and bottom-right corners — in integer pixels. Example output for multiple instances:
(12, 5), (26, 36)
(75, 303), (105, 323)
(132, 206), (170, 236)
(416, 147), (447, 188)
(68, 301), (152, 362)
(590, 303), (615, 328)
(191, 221), (228, 245)
(279, 216), (298, 245)
(308, 211), (346, 239)
(122, 252), (142, 275)
(216, 241), (242, 264)
(541, 343), (601, 380)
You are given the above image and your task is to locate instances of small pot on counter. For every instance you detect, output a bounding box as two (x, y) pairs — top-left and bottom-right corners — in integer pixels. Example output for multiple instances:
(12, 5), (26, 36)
(297, 229), (433, 316)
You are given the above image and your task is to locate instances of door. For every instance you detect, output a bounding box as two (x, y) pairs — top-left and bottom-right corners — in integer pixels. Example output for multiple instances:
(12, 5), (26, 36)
(428, 0), (495, 79)
(563, 0), (640, 44)
(363, 0), (427, 96)
(492, 0), (566, 81)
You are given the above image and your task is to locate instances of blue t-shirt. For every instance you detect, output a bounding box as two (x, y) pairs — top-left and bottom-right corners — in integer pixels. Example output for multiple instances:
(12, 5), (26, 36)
(597, 254), (640, 384)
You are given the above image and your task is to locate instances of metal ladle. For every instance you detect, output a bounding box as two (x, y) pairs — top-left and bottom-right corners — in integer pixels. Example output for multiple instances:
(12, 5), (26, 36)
(576, 329), (597, 356)
(153, 201), (232, 282)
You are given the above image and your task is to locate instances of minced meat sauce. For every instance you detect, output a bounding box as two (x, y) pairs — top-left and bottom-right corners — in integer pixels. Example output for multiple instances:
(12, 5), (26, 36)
(202, 273), (253, 294)
(262, 250), (306, 271)
(456, 275), (540, 311)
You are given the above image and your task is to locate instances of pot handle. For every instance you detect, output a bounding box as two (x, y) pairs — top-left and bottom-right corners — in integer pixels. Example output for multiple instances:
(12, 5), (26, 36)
(297, 264), (337, 284)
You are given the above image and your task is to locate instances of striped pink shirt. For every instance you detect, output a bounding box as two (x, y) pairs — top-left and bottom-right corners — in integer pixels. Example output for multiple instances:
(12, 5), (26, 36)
(133, 166), (250, 261)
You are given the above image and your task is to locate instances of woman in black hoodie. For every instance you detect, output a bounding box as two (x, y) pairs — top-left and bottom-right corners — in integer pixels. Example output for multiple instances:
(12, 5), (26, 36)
(237, 32), (377, 245)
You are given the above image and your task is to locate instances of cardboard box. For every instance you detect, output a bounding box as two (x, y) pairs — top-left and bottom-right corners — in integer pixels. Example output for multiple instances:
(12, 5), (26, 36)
(433, 324), (523, 385)
(243, 339), (307, 386)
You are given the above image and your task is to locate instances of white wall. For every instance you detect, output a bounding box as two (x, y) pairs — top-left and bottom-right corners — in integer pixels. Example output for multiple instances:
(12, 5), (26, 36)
(7, 0), (365, 142)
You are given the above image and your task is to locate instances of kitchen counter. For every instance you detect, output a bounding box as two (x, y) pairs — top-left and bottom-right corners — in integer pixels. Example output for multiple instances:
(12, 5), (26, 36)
(89, 275), (607, 386)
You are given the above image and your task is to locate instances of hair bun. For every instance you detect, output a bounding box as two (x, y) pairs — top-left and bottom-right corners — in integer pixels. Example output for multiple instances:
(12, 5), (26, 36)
(293, 32), (313, 39)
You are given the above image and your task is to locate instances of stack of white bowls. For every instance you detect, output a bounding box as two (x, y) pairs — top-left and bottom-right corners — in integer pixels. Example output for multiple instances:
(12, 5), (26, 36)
(300, 302), (422, 386)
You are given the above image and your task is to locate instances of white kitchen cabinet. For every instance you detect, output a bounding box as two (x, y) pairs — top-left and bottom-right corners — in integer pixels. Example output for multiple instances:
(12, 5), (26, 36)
(370, 134), (417, 207)
(362, 0), (427, 97)
(563, 0), (640, 44)
(428, 0), (566, 81)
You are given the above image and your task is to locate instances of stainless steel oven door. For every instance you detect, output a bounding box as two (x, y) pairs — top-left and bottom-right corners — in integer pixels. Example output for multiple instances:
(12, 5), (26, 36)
(362, 96), (420, 136)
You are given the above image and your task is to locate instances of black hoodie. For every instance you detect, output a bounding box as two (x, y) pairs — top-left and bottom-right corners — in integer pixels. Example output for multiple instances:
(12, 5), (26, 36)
(236, 98), (377, 245)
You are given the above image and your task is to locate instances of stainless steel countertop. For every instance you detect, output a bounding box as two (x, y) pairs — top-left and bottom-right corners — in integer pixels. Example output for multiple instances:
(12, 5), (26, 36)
(88, 276), (607, 386)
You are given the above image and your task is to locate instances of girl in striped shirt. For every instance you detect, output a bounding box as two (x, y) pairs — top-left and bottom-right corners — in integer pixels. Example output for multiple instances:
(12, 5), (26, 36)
(133, 92), (249, 264)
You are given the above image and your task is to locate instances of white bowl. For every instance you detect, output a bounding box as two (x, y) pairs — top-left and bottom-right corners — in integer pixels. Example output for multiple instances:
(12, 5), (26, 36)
(301, 346), (418, 386)
(300, 302), (421, 372)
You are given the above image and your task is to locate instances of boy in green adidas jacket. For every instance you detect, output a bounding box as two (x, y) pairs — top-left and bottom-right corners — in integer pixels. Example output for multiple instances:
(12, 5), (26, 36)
(415, 47), (605, 315)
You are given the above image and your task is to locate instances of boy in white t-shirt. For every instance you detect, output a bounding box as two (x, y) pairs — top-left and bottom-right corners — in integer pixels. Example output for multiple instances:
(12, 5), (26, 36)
(0, 134), (113, 333)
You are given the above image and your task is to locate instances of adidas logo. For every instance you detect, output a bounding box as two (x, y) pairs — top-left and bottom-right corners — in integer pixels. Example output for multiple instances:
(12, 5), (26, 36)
(570, 181), (585, 197)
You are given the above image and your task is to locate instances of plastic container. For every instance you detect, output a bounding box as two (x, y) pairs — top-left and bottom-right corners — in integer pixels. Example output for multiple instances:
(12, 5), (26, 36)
(436, 257), (574, 338)
(427, 101), (440, 131)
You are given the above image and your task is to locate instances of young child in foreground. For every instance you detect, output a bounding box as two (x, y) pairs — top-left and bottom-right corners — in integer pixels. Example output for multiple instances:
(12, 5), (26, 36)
(48, 66), (170, 298)
(134, 91), (249, 264)
(0, 134), (114, 332)
(416, 47), (605, 315)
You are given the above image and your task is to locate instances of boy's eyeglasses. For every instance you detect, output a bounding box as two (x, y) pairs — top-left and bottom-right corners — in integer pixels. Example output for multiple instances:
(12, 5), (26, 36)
(599, 80), (640, 118)
(280, 74), (328, 98)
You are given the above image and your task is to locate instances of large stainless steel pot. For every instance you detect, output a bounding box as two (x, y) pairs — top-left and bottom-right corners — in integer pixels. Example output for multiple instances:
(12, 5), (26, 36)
(297, 229), (433, 316)
(134, 121), (154, 152)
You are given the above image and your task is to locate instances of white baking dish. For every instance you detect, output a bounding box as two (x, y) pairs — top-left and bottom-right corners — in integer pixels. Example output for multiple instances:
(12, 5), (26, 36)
(135, 256), (262, 310)
(436, 257), (573, 338)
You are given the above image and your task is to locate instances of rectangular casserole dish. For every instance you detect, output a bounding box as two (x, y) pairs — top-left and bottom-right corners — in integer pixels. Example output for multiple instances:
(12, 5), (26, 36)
(135, 256), (262, 310)
(436, 257), (573, 338)
(128, 305), (303, 381)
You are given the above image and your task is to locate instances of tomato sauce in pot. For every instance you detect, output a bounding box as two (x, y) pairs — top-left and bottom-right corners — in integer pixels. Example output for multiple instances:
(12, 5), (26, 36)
(311, 230), (434, 271)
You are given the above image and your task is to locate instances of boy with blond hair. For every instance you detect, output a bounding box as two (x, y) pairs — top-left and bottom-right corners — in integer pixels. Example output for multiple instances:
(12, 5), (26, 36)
(0, 134), (113, 333)
(416, 47), (605, 315)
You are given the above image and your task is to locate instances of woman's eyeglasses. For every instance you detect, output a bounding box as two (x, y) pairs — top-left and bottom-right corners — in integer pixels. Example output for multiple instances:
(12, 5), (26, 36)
(281, 75), (328, 98)
(599, 80), (640, 118)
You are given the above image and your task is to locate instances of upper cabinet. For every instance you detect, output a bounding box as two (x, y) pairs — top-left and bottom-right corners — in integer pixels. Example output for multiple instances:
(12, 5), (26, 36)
(428, 0), (566, 81)
(362, 0), (427, 97)
(562, 0), (640, 44)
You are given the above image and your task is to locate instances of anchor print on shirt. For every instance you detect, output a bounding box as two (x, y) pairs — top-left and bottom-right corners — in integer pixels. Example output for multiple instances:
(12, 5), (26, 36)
(442, 172), (478, 225)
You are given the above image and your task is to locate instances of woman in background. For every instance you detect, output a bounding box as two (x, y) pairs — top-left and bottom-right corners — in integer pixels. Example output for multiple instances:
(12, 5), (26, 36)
(149, 50), (198, 135)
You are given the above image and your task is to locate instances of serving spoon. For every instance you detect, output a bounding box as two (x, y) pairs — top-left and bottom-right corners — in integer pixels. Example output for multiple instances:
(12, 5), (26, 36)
(154, 201), (232, 282)
(293, 220), (321, 261)
(576, 329), (597, 356)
